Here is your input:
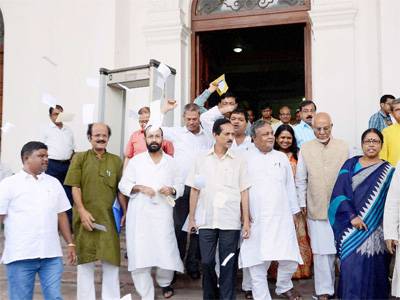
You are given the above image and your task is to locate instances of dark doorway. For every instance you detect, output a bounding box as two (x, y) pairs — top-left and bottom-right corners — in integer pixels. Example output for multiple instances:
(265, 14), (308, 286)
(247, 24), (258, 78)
(197, 23), (306, 119)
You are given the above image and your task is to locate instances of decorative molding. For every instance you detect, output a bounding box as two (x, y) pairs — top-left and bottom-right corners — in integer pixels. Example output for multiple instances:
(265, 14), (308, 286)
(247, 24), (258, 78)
(309, 0), (357, 29)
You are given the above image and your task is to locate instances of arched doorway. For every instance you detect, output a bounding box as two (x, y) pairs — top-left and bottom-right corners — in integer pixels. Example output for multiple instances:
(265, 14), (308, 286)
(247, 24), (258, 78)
(191, 0), (311, 117)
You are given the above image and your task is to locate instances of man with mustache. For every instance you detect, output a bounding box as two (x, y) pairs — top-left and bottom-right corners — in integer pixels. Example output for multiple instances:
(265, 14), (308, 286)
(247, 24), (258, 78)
(0, 141), (75, 300)
(119, 125), (184, 299)
(295, 113), (348, 300)
(293, 100), (317, 148)
(240, 120), (303, 300)
(187, 118), (251, 300)
(64, 123), (126, 300)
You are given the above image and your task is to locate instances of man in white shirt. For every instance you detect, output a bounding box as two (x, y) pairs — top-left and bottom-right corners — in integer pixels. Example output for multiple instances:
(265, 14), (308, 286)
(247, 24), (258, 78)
(240, 120), (303, 300)
(161, 101), (212, 279)
(187, 118), (251, 300)
(0, 141), (76, 300)
(41, 105), (75, 222)
(272, 106), (294, 132)
(119, 125), (184, 300)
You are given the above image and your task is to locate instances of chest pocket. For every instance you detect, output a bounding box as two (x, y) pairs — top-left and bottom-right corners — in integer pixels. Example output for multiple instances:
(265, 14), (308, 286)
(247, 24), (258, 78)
(100, 168), (118, 189)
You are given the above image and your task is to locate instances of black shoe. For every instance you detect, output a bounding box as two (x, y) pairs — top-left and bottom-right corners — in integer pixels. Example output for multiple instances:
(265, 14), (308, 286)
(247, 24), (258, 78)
(188, 271), (201, 280)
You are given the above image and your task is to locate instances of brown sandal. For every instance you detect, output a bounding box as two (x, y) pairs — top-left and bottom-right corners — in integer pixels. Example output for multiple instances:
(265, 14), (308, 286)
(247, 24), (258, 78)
(279, 288), (302, 300)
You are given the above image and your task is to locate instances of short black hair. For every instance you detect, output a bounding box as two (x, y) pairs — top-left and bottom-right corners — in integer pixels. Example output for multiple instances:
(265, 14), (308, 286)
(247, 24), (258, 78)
(380, 94), (395, 104)
(86, 123), (112, 138)
(49, 104), (64, 116)
(212, 118), (231, 135)
(299, 100), (317, 111)
(261, 103), (272, 110)
(220, 91), (236, 101)
(361, 128), (384, 145)
(144, 125), (164, 137)
(230, 108), (249, 122)
(20, 141), (47, 162)
(138, 106), (150, 115)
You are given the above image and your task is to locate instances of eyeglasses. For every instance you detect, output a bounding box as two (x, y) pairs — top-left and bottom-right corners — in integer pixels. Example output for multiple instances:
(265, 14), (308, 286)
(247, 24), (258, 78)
(362, 139), (381, 145)
(313, 126), (331, 132)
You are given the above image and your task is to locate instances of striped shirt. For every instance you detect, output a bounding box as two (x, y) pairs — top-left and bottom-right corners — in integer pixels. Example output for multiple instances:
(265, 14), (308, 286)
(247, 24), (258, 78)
(368, 110), (392, 132)
(294, 120), (315, 148)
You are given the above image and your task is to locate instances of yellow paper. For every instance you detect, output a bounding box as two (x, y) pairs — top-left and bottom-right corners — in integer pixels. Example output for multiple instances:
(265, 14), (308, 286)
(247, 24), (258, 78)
(212, 74), (229, 96)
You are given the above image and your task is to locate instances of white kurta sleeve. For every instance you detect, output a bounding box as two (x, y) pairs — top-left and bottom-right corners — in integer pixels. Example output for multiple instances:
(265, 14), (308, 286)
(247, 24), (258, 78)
(295, 151), (308, 208)
(171, 160), (184, 199)
(0, 178), (11, 215)
(283, 156), (300, 214)
(200, 106), (224, 136)
(55, 180), (72, 213)
(384, 164), (400, 241)
(118, 159), (137, 197)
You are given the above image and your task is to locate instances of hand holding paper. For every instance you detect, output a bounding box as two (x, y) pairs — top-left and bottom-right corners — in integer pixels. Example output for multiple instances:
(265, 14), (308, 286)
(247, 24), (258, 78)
(211, 74), (229, 96)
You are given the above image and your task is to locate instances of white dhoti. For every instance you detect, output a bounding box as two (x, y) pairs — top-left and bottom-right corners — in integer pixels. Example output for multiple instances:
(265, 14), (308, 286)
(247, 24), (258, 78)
(392, 248), (400, 297)
(249, 260), (298, 300)
(307, 219), (336, 296)
(77, 261), (120, 300)
(131, 267), (174, 300)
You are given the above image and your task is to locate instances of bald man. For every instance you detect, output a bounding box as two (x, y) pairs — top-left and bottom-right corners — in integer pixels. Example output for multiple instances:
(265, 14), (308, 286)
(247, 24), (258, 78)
(65, 123), (126, 300)
(295, 113), (348, 300)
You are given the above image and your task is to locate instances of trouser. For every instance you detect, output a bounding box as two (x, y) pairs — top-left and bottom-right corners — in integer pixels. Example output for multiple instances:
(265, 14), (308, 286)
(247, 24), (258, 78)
(313, 254), (335, 296)
(242, 267), (252, 291)
(249, 260), (298, 300)
(46, 159), (73, 225)
(77, 261), (120, 300)
(131, 267), (174, 300)
(6, 257), (63, 300)
(199, 229), (240, 300)
(173, 185), (200, 273)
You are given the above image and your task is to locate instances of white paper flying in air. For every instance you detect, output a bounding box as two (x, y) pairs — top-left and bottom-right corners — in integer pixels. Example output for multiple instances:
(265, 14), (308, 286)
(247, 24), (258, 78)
(82, 104), (95, 125)
(1, 122), (15, 133)
(86, 77), (99, 88)
(221, 253), (235, 267)
(147, 100), (162, 132)
(41, 93), (57, 108)
(157, 63), (171, 80)
(55, 112), (75, 123)
(128, 109), (139, 120)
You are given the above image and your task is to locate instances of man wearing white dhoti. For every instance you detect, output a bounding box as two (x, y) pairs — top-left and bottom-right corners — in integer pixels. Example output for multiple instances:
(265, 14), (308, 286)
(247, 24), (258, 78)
(384, 160), (400, 298)
(295, 113), (348, 300)
(240, 120), (303, 300)
(118, 126), (184, 300)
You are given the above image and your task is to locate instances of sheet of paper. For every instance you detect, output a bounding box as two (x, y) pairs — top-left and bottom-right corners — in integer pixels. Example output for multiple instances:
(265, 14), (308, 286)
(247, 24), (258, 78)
(93, 223), (107, 232)
(41, 93), (57, 108)
(1, 122), (15, 133)
(86, 77), (99, 88)
(211, 74), (229, 96)
(82, 104), (95, 124)
(221, 252), (235, 266)
(55, 112), (75, 123)
(157, 63), (171, 80)
(147, 100), (162, 132)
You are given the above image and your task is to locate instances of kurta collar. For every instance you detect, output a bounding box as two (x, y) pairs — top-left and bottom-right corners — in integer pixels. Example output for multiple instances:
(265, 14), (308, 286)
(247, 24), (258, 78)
(145, 150), (166, 165)
(207, 147), (235, 159)
(299, 120), (312, 129)
(183, 126), (205, 136)
(19, 169), (46, 180)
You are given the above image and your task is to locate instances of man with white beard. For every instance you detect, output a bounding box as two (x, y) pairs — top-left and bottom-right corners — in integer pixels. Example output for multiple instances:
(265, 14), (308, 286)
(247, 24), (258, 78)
(240, 120), (303, 300)
(118, 125), (184, 300)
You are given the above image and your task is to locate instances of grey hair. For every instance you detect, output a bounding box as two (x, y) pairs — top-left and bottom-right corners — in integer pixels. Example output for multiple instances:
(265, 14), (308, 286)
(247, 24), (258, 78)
(183, 103), (201, 116)
(391, 98), (400, 108)
(250, 119), (269, 138)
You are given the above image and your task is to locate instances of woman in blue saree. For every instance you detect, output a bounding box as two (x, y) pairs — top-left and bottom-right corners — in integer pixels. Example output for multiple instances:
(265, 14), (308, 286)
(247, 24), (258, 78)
(328, 128), (395, 299)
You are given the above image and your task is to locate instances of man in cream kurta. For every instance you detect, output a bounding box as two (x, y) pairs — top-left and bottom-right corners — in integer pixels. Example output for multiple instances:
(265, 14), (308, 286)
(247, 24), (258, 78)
(118, 126), (184, 300)
(240, 120), (303, 300)
(295, 113), (348, 299)
(383, 161), (400, 297)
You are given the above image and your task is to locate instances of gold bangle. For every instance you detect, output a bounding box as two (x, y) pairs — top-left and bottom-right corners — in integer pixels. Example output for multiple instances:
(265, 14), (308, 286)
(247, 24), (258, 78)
(67, 243), (76, 247)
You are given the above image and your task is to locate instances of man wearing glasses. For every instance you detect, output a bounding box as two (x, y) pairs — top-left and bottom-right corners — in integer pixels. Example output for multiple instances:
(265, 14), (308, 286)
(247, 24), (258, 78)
(295, 112), (349, 300)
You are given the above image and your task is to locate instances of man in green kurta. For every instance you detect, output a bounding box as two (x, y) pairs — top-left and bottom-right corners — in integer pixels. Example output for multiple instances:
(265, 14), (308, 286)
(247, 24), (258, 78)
(65, 122), (126, 300)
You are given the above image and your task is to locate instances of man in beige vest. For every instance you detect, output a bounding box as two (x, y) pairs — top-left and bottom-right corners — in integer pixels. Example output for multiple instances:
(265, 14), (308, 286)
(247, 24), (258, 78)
(295, 113), (348, 300)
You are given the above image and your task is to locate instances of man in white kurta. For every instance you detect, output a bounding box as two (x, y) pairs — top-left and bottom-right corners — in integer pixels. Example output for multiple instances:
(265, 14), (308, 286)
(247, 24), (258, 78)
(383, 160), (400, 297)
(118, 126), (184, 300)
(240, 120), (303, 300)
